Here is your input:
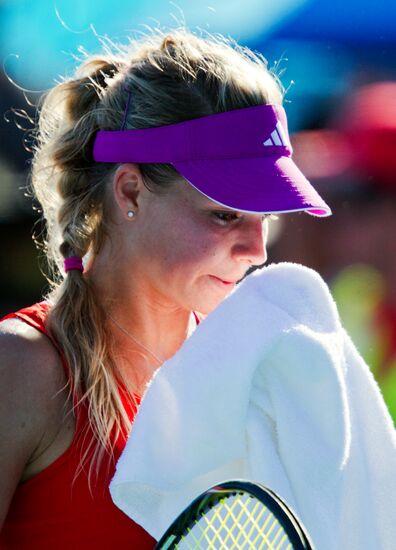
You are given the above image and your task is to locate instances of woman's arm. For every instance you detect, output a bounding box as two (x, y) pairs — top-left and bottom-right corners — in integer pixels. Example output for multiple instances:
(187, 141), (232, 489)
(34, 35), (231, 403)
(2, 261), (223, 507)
(0, 319), (68, 529)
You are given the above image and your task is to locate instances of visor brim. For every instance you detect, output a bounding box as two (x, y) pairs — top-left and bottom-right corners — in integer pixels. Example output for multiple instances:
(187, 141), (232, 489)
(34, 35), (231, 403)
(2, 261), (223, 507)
(173, 156), (331, 217)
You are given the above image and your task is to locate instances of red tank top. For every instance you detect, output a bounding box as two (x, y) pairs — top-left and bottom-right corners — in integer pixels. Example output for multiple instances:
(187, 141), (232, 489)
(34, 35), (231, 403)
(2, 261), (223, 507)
(0, 302), (156, 549)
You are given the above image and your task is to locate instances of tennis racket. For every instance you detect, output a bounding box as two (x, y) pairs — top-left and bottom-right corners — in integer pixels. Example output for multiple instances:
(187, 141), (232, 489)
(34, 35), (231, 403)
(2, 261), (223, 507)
(154, 480), (314, 550)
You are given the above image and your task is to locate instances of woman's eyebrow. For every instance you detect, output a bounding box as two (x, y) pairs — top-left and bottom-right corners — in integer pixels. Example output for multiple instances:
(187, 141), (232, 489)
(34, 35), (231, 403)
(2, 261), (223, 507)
(203, 200), (240, 212)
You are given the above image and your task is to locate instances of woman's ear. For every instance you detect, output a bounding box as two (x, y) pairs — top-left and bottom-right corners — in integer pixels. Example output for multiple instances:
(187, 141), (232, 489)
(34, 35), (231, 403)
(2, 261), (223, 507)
(112, 163), (145, 220)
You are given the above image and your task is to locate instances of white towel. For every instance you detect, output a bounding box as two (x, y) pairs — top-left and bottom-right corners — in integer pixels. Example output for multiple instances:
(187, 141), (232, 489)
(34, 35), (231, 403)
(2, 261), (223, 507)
(110, 262), (396, 549)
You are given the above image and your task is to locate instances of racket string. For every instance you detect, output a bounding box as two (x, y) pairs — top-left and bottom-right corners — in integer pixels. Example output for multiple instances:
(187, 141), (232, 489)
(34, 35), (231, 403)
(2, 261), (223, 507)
(222, 496), (261, 547)
(175, 494), (294, 549)
(206, 495), (251, 547)
(233, 498), (268, 549)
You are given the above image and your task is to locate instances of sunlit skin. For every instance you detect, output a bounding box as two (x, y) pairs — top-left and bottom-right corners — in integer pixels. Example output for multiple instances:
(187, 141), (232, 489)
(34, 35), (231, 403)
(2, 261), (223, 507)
(86, 164), (268, 386)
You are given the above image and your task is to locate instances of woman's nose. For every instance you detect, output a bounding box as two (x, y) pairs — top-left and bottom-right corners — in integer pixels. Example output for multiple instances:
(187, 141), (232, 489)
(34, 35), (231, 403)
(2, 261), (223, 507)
(232, 217), (268, 266)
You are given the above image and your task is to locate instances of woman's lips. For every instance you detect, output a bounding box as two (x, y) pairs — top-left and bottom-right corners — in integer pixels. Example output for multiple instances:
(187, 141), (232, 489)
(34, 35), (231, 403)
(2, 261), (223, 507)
(209, 275), (237, 286)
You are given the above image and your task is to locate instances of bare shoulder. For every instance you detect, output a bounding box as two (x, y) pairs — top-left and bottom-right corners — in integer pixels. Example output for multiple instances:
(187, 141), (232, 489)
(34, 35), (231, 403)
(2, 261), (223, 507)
(0, 317), (68, 450)
(0, 317), (66, 397)
(0, 317), (68, 527)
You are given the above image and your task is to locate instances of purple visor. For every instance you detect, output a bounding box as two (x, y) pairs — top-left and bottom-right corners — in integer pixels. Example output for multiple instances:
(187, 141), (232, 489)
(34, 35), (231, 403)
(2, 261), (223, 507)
(93, 104), (331, 217)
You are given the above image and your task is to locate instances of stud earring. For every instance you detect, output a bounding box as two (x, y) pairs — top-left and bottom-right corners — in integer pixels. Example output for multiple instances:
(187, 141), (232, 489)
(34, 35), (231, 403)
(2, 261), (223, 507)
(127, 210), (135, 219)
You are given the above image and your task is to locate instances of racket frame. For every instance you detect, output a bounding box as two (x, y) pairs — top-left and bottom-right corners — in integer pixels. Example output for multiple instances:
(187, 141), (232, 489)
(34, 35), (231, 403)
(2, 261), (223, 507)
(154, 480), (315, 549)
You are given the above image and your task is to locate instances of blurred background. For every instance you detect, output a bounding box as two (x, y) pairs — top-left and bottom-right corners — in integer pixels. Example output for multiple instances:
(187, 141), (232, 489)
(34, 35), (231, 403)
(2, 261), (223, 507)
(1, 0), (395, 422)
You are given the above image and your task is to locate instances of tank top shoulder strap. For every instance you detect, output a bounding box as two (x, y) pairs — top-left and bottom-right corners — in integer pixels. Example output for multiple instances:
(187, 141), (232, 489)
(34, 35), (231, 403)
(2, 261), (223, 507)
(1, 302), (70, 381)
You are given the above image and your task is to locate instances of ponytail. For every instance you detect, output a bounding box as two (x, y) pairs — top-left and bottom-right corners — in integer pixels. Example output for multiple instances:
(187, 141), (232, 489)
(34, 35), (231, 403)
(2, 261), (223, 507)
(33, 57), (133, 472)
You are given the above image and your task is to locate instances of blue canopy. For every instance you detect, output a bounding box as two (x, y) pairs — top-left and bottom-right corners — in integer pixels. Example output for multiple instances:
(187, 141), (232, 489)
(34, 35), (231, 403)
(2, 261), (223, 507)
(1, 0), (394, 88)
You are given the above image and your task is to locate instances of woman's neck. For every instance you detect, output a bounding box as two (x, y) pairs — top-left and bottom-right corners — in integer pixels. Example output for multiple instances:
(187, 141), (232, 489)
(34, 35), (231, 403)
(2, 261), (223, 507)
(85, 249), (195, 370)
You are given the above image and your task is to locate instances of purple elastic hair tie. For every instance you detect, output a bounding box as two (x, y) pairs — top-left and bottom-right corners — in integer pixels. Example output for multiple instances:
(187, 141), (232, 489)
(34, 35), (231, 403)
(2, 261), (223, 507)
(64, 256), (84, 273)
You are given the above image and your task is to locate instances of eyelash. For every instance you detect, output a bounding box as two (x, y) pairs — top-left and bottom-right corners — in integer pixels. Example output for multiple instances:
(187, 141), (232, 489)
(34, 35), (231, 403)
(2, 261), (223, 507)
(212, 211), (241, 224)
(212, 212), (274, 225)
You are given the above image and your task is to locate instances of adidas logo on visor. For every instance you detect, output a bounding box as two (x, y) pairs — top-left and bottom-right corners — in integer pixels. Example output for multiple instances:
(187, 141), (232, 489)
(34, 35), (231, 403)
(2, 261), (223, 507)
(263, 121), (289, 147)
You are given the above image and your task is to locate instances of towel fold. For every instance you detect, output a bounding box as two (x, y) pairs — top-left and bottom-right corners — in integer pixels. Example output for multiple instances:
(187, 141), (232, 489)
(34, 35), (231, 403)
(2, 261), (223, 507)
(110, 262), (396, 549)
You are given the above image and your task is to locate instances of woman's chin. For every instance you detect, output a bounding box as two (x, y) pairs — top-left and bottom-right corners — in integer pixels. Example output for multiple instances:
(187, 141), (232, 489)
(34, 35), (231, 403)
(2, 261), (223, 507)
(195, 291), (235, 316)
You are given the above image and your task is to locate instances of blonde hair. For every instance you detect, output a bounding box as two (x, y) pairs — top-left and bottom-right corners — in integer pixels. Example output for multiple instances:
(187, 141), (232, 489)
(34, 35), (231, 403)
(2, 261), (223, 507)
(31, 28), (284, 471)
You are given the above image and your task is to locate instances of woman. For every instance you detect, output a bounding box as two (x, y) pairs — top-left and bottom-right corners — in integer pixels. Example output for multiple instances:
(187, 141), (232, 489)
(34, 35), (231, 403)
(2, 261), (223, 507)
(0, 29), (330, 547)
